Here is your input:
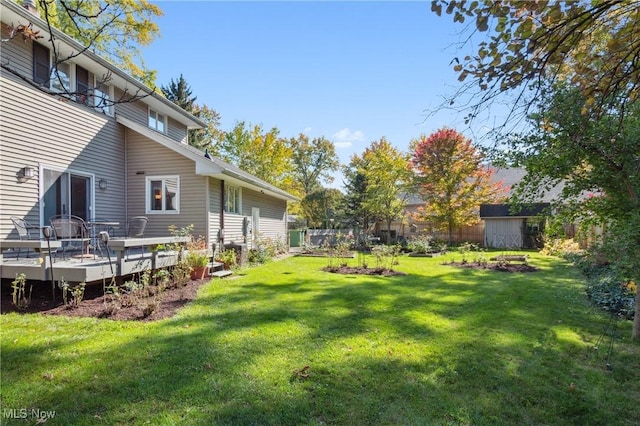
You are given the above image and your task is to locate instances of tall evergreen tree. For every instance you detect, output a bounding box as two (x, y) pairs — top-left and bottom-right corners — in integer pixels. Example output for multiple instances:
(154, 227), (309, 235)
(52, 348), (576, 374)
(161, 75), (223, 152)
(342, 155), (376, 246)
(161, 74), (197, 111)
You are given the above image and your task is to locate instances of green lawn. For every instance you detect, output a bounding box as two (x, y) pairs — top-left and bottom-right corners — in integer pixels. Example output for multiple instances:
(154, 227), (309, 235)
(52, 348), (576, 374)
(1, 252), (639, 425)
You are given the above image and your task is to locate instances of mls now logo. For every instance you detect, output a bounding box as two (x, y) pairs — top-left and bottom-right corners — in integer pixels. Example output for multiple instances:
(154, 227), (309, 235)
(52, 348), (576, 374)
(3, 408), (56, 420)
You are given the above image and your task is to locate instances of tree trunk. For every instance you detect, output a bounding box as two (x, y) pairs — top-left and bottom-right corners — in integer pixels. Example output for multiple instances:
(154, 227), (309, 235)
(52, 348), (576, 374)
(633, 283), (640, 340)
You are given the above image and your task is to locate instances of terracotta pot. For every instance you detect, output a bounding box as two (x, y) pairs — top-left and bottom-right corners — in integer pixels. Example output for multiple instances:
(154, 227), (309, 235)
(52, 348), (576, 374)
(190, 265), (208, 280)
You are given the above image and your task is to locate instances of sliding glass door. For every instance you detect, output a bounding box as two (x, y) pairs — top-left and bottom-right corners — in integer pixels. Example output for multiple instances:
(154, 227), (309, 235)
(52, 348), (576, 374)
(41, 167), (93, 225)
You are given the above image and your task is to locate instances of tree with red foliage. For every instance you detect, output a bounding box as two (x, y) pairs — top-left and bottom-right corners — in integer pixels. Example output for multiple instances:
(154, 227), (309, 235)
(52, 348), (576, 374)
(410, 128), (504, 243)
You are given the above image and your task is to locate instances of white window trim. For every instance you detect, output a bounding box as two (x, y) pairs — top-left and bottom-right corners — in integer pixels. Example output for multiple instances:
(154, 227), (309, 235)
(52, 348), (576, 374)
(146, 176), (180, 214)
(148, 108), (167, 134)
(44, 57), (114, 116)
(225, 184), (242, 215)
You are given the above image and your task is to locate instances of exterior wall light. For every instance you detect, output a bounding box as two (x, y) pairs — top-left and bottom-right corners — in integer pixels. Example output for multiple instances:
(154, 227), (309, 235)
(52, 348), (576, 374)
(20, 166), (35, 180)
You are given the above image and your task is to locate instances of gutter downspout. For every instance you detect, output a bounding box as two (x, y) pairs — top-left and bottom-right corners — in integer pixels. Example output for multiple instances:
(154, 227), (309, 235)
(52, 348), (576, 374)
(220, 179), (225, 247)
(124, 126), (128, 225)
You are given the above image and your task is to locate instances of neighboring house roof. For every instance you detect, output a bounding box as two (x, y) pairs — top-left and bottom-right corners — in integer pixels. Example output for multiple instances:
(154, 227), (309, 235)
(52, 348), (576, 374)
(1, 0), (205, 129)
(490, 166), (564, 203)
(404, 193), (424, 206)
(117, 116), (298, 202)
(408, 166), (564, 205)
(479, 203), (550, 219)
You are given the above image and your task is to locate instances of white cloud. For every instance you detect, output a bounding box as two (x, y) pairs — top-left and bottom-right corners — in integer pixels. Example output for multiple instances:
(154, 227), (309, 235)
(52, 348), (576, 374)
(334, 141), (353, 148)
(303, 127), (312, 134)
(332, 128), (365, 149)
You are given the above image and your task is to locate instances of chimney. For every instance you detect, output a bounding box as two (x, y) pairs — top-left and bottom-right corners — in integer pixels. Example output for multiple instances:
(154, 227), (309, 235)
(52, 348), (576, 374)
(23, 0), (38, 16)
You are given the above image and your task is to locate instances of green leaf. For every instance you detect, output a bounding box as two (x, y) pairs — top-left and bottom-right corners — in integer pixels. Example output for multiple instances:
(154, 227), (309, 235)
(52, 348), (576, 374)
(430, 1), (442, 16)
(476, 15), (488, 31)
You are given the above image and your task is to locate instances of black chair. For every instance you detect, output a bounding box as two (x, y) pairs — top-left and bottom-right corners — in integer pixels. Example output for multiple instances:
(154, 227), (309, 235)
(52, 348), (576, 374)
(10, 216), (40, 259)
(50, 215), (90, 261)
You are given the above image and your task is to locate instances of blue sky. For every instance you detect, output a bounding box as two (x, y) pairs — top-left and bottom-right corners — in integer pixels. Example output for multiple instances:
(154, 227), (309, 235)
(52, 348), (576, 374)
(143, 1), (493, 183)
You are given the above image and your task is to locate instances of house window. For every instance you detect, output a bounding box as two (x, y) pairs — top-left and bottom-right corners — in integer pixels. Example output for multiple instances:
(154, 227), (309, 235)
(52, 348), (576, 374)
(148, 109), (166, 133)
(146, 176), (179, 214)
(76, 65), (90, 105)
(225, 184), (241, 214)
(50, 61), (70, 92)
(33, 42), (50, 85)
(94, 83), (113, 115)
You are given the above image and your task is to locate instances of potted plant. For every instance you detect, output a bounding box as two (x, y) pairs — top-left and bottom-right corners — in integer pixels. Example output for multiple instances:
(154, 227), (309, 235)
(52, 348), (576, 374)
(186, 235), (210, 280)
(216, 247), (237, 270)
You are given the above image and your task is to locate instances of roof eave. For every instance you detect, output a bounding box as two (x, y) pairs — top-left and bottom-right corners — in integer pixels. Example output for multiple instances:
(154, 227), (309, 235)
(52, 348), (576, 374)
(0, 0), (205, 129)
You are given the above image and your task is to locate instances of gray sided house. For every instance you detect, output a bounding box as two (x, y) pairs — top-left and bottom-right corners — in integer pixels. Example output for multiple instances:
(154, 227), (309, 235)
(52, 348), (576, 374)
(0, 0), (295, 252)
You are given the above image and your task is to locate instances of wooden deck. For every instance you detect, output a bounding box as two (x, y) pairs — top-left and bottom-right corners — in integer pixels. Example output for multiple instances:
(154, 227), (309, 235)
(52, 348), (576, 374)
(0, 237), (190, 284)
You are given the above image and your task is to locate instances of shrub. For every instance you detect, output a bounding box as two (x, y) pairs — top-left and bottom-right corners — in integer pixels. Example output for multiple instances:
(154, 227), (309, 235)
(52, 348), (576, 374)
(11, 273), (32, 309)
(371, 244), (400, 270)
(457, 242), (479, 263)
(217, 248), (237, 270)
(59, 279), (86, 309)
(540, 238), (583, 257)
(407, 234), (435, 254)
(248, 236), (279, 265)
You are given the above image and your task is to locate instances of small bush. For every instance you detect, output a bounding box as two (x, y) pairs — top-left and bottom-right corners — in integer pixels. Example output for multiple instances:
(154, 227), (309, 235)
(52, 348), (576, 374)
(59, 279), (86, 309)
(11, 273), (32, 309)
(217, 248), (237, 270)
(407, 234), (435, 254)
(249, 237), (277, 265)
(540, 238), (583, 257)
(457, 242), (479, 263)
(371, 244), (400, 270)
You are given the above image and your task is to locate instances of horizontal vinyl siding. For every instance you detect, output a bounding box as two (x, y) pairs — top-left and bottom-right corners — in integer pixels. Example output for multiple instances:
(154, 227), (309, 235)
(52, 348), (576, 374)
(1, 25), (32, 77)
(210, 182), (287, 246)
(208, 177), (222, 245)
(0, 71), (126, 239)
(224, 213), (245, 244)
(167, 117), (188, 144)
(116, 97), (147, 127)
(126, 130), (207, 238)
(118, 101), (188, 144)
(242, 187), (288, 244)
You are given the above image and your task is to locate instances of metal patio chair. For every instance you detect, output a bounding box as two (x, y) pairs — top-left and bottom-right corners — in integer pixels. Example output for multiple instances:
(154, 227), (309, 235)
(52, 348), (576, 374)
(125, 216), (148, 258)
(10, 216), (40, 259)
(49, 215), (90, 261)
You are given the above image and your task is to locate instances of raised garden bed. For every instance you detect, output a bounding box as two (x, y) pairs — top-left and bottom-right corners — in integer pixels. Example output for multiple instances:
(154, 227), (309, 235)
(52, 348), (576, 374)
(490, 255), (528, 262)
(297, 251), (356, 258)
(408, 252), (443, 257)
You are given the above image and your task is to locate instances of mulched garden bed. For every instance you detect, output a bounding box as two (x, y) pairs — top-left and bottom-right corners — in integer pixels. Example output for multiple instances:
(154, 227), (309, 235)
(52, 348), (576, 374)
(1, 277), (213, 321)
(443, 261), (539, 273)
(322, 266), (406, 276)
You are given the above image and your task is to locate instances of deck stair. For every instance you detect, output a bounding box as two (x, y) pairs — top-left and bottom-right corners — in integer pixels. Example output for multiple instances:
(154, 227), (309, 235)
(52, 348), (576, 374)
(209, 260), (233, 278)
